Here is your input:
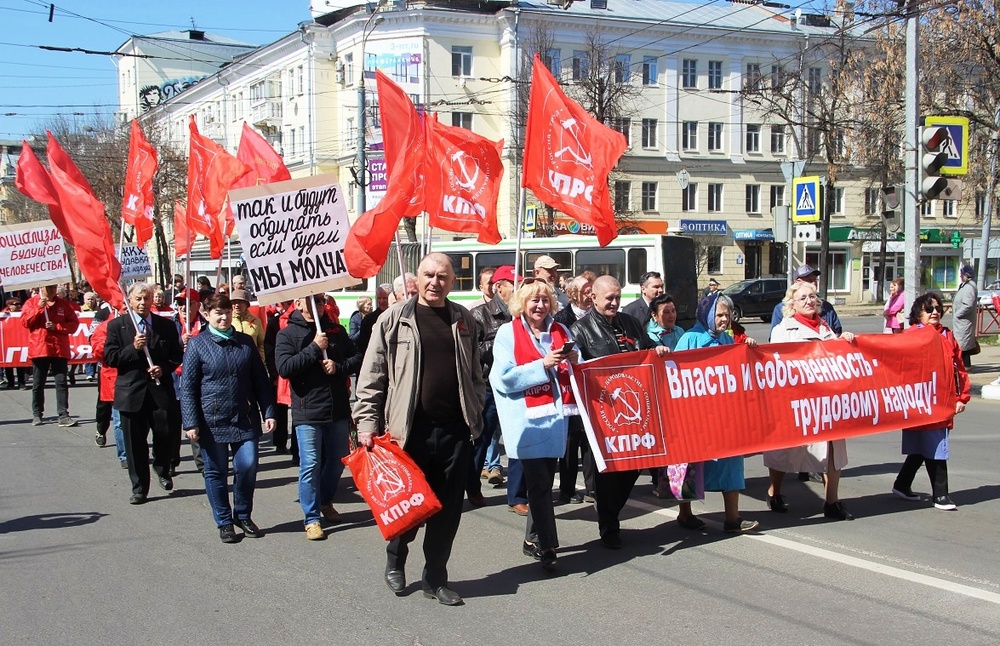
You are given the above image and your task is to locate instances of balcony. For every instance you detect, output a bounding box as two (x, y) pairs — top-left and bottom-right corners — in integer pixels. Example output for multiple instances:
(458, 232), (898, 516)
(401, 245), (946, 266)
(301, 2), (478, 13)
(251, 100), (283, 132)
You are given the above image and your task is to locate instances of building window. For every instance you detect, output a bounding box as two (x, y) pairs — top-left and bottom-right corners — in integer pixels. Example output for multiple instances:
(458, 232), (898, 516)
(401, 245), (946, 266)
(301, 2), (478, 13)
(770, 185), (785, 208)
(682, 59), (697, 89)
(745, 63), (762, 90)
(572, 50), (589, 81)
(771, 125), (786, 154)
(641, 119), (657, 148)
(345, 117), (356, 148)
(299, 126), (305, 154)
(771, 64), (785, 90)
(921, 201), (934, 217)
(682, 121), (698, 150)
(708, 122), (723, 152)
(641, 182), (657, 211)
(976, 192), (987, 218)
(832, 187), (845, 215)
(806, 125), (821, 156)
(682, 183), (698, 212)
(614, 180), (631, 212)
(613, 118), (631, 145)
(745, 184), (761, 213)
(746, 124), (761, 153)
(288, 127), (296, 157)
(864, 188), (879, 215)
(943, 200), (956, 217)
(298, 66), (304, 95)
(831, 129), (846, 159)
(808, 67), (823, 95)
(642, 56), (658, 86)
(452, 46), (473, 77)
(707, 246), (722, 274)
(452, 112), (472, 130)
(708, 183), (724, 213)
(344, 53), (354, 85)
(805, 250), (849, 292)
(614, 54), (631, 83)
(544, 48), (561, 76)
(708, 60), (723, 90)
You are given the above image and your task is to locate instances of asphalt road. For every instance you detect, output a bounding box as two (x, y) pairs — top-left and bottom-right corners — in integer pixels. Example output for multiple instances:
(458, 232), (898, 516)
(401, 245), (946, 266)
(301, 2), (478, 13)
(2, 317), (999, 645)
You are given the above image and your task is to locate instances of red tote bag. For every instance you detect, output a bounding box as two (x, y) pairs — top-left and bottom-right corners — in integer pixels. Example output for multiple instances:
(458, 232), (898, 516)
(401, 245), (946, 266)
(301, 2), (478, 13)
(342, 434), (442, 541)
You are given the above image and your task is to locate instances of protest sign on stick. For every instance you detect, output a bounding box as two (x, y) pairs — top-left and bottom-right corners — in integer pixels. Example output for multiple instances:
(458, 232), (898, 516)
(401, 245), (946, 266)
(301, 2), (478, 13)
(116, 244), (152, 279)
(0, 220), (71, 290)
(230, 174), (360, 305)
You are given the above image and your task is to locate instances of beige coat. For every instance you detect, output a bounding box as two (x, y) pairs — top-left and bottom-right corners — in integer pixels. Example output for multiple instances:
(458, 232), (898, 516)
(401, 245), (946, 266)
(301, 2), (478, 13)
(353, 298), (485, 446)
(762, 315), (849, 473)
(232, 311), (265, 363)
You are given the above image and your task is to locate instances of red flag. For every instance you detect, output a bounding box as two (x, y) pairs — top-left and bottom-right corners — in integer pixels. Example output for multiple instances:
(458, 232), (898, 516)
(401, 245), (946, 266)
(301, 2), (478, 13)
(122, 119), (159, 249)
(423, 116), (503, 244)
(45, 133), (124, 310)
(344, 72), (424, 278)
(174, 201), (192, 258)
(186, 116), (250, 259)
(523, 54), (627, 246)
(14, 143), (63, 223)
(234, 122), (291, 188)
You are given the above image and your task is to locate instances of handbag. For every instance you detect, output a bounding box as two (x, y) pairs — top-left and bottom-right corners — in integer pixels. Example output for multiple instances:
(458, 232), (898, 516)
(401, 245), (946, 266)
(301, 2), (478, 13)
(969, 339), (982, 356)
(342, 434), (442, 541)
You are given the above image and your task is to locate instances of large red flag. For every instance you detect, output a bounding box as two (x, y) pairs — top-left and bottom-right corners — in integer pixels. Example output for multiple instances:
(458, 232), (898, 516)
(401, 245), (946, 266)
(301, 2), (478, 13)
(234, 122), (291, 188)
(523, 53), (627, 246)
(173, 201), (192, 259)
(45, 133), (124, 310)
(14, 143), (63, 223)
(344, 72), (424, 278)
(186, 116), (250, 259)
(423, 116), (503, 244)
(122, 119), (159, 249)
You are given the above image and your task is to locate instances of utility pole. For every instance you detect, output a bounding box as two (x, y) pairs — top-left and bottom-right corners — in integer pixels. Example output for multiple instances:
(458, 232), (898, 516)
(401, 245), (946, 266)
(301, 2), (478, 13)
(356, 1), (387, 215)
(903, 0), (920, 314)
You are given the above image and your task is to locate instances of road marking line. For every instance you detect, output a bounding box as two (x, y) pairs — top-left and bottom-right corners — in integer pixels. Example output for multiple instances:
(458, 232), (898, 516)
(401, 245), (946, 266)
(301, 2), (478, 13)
(625, 497), (1000, 605)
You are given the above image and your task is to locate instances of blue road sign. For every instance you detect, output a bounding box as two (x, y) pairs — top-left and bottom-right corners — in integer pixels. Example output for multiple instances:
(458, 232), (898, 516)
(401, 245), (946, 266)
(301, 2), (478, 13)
(924, 116), (969, 176)
(792, 176), (821, 223)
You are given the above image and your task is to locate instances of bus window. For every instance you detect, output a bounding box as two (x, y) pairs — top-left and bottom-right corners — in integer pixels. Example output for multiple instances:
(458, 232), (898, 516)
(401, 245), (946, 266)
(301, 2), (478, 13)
(476, 251), (517, 275)
(446, 253), (474, 292)
(525, 251), (571, 274)
(627, 248), (648, 286)
(575, 248), (625, 283)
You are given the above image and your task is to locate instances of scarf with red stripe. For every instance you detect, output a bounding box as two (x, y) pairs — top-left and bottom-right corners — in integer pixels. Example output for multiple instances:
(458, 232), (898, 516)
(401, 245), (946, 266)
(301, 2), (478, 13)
(512, 316), (577, 418)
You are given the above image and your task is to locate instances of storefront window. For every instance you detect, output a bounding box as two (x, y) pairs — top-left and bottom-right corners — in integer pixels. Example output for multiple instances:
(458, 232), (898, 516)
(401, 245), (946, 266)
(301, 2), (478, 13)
(921, 255), (959, 292)
(805, 249), (849, 292)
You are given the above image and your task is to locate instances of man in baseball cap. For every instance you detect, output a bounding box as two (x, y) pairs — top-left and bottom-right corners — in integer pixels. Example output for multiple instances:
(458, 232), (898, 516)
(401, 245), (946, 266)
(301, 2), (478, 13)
(533, 255), (569, 310)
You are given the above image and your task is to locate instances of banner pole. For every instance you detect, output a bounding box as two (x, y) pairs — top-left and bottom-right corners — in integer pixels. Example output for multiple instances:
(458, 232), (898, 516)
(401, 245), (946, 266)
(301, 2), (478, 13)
(514, 186), (527, 289)
(310, 295), (328, 360)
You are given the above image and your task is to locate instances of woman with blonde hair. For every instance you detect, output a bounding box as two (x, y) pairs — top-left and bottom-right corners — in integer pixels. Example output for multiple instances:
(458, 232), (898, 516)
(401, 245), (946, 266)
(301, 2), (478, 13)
(764, 282), (857, 521)
(490, 279), (578, 571)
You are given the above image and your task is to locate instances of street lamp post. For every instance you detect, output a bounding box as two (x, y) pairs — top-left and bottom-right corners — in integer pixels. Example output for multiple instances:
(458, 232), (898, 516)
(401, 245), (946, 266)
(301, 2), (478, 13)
(356, 1), (387, 215)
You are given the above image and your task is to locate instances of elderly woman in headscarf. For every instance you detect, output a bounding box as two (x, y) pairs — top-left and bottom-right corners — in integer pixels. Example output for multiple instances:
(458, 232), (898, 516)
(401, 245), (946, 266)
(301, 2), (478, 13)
(763, 281), (856, 521)
(671, 292), (759, 533)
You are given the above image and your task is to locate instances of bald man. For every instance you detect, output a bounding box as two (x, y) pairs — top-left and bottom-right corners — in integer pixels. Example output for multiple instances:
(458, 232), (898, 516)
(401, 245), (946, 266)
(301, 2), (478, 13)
(354, 253), (486, 606)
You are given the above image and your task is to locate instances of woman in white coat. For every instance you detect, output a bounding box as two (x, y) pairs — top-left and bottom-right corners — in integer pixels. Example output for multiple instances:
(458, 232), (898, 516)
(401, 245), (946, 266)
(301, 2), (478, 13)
(764, 282), (856, 521)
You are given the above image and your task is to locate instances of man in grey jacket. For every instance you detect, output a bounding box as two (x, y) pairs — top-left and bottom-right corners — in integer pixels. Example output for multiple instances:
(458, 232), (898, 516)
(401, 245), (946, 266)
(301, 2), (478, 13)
(354, 253), (486, 606)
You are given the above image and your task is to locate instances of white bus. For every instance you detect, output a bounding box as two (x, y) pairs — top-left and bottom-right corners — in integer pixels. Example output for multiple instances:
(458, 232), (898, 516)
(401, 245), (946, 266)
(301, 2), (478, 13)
(333, 234), (699, 329)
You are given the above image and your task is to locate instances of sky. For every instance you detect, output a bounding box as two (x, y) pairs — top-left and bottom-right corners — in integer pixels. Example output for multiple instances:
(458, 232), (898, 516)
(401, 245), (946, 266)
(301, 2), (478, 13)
(0, 0), (311, 140)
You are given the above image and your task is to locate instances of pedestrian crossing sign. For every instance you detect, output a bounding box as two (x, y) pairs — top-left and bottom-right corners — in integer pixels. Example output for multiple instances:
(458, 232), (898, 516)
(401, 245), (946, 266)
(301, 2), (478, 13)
(792, 176), (821, 223)
(924, 116), (969, 176)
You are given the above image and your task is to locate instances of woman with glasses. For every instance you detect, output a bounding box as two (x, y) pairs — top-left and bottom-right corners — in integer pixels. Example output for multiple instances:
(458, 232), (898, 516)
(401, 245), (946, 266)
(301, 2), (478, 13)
(891, 292), (969, 510)
(764, 282), (857, 521)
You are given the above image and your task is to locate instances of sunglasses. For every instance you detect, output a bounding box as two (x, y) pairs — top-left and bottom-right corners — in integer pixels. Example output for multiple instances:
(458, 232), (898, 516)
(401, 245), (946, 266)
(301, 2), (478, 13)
(922, 303), (944, 314)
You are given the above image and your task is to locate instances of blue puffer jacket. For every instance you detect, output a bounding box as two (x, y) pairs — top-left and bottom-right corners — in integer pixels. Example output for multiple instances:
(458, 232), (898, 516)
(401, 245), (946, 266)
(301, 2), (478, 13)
(180, 329), (275, 443)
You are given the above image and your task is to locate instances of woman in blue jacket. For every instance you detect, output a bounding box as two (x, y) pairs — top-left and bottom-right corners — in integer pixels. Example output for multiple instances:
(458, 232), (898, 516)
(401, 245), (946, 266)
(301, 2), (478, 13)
(491, 280), (577, 571)
(181, 294), (275, 543)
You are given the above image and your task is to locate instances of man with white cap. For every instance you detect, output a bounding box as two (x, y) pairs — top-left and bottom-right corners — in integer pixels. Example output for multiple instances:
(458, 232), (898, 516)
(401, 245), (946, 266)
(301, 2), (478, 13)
(533, 255), (569, 310)
(770, 265), (842, 336)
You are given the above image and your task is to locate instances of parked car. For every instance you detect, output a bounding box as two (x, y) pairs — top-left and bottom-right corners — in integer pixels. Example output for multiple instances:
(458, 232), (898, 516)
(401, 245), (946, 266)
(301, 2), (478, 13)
(979, 281), (1000, 309)
(721, 278), (788, 323)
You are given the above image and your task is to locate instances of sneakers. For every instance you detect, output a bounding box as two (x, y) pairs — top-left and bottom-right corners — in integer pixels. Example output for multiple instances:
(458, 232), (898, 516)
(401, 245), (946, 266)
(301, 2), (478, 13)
(724, 518), (760, 533)
(933, 496), (958, 511)
(823, 501), (854, 521)
(32, 416), (43, 426)
(94, 431), (107, 447)
(487, 468), (504, 485)
(58, 416), (77, 427)
(892, 486), (921, 502)
(481, 469), (489, 480)
(219, 524), (238, 543)
(320, 504), (342, 524)
(305, 522), (326, 540)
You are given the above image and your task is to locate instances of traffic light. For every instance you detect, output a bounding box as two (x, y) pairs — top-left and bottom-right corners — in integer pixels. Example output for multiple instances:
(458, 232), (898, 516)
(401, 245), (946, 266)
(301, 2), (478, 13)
(921, 126), (950, 200)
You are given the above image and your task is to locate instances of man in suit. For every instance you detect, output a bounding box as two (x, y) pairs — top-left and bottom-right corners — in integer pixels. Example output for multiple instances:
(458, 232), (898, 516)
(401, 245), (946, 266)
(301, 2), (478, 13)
(621, 271), (664, 323)
(103, 282), (183, 505)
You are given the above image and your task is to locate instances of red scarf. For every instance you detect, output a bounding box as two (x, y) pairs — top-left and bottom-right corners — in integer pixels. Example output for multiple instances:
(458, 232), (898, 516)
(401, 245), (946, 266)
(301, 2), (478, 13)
(512, 317), (577, 418)
(793, 312), (823, 333)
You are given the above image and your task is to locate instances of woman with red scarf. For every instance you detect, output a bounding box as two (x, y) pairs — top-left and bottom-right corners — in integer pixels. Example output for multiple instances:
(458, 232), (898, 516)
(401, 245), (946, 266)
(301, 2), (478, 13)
(490, 280), (578, 572)
(764, 282), (857, 521)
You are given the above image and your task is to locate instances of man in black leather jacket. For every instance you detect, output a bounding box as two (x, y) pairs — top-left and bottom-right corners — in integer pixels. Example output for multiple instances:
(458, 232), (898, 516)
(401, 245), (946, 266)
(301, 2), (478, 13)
(571, 275), (666, 549)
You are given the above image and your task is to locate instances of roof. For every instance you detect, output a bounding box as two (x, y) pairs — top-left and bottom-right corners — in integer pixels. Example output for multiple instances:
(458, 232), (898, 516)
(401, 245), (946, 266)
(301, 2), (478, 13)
(116, 30), (259, 54)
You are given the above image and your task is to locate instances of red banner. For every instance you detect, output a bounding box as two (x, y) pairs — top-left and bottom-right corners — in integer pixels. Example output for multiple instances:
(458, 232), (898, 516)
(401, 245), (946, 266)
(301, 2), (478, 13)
(0, 311), (96, 367)
(570, 328), (957, 473)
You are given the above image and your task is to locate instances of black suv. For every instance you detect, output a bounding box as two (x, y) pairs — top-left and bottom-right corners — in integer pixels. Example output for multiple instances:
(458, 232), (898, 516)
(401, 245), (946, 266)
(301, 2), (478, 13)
(721, 278), (788, 323)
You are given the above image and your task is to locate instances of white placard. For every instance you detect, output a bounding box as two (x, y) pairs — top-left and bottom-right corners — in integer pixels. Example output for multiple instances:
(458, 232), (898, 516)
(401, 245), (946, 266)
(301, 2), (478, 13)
(0, 220), (72, 289)
(116, 244), (152, 278)
(229, 174), (360, 305)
